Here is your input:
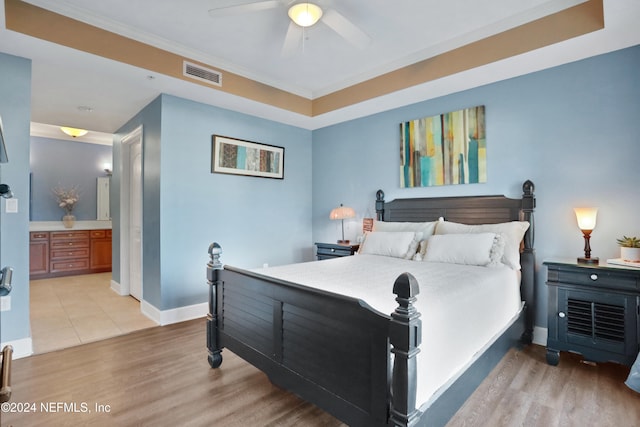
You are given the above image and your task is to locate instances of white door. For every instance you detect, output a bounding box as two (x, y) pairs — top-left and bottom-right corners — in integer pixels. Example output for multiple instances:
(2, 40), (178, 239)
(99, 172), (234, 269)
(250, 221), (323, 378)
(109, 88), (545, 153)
(120, 126), (143, 300)
(128, 139), (142, 300)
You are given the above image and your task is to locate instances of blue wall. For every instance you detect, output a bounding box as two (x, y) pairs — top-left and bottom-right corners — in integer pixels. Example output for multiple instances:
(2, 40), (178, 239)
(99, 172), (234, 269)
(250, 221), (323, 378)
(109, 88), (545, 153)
(0, 52), (32, 349)
(30, 137), (112, 220)
(312, 45), (640, 328)
(114, 94), (312, 311)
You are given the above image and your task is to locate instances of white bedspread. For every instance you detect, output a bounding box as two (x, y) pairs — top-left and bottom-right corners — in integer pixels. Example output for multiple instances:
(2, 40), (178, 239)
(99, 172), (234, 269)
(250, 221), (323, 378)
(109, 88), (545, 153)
(256, 254), (522, 406)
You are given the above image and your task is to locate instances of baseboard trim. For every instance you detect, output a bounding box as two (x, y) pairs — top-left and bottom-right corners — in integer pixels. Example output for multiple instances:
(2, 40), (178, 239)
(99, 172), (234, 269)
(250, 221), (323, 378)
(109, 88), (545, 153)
(140, 301), (207, 326)
(0, 337), (33, 359)
(533, 326), (547, 346)
(110, 279), (124, 295)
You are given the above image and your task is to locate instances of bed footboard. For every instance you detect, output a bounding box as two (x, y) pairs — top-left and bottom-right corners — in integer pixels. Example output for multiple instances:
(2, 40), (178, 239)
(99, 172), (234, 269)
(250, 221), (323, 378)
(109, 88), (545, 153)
(206, 243), (423, 427)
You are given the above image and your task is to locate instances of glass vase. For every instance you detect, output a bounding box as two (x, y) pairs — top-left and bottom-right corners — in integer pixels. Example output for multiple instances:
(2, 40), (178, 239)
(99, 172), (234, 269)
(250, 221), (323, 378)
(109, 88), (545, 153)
(62, 214), (76, 228)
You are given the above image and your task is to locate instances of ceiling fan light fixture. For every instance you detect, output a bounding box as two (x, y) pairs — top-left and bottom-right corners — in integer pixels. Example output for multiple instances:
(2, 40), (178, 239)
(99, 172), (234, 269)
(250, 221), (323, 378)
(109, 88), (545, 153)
(60, 126), (88, 138)
(288, 3), (323, 27)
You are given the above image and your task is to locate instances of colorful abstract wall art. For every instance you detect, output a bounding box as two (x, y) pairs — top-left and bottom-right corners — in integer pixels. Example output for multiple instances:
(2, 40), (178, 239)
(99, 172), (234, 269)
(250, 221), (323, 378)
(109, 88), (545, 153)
(400, 105), (486, 187)
(212, 135), (284, 179)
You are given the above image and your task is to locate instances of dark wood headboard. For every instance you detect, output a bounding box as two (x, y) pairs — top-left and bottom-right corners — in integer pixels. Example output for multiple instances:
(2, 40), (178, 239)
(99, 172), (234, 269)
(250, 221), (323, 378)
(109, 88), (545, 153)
(374, 180), (537, 342)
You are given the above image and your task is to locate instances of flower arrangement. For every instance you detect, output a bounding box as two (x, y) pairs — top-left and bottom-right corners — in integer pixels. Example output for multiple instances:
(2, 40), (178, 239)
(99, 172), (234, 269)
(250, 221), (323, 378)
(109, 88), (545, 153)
(52, 186), (79, 215)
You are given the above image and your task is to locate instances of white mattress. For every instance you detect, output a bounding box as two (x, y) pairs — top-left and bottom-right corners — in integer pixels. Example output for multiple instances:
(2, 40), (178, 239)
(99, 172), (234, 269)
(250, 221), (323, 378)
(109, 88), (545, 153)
(256, 254), (522, 406)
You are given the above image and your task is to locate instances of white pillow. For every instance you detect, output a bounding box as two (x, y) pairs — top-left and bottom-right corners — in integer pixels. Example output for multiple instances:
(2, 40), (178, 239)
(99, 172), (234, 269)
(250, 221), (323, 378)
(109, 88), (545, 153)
(424, 233), (500, 266)
(372, 220), (437, 237)
(359, 231), (418, 259)
(435, 221), (529, 270)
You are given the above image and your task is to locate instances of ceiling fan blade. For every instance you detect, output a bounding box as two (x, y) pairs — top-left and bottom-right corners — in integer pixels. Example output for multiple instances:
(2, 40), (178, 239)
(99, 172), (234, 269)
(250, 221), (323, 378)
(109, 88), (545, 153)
(208, 0), (281, 17)
(281, 21), (302, 57)
(321, 8), (371, 49)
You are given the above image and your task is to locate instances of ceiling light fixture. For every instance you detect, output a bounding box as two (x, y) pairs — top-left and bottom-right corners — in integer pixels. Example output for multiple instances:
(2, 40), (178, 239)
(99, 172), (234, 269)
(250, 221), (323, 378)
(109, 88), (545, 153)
(288, 3), (323, 27)
(60, 127), (89, 138)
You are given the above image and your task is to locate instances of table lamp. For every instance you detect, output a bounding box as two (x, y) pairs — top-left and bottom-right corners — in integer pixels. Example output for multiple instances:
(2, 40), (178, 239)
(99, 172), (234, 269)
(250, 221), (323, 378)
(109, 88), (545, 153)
(330, 204), (355, 244)
(574, 207), (598, 264)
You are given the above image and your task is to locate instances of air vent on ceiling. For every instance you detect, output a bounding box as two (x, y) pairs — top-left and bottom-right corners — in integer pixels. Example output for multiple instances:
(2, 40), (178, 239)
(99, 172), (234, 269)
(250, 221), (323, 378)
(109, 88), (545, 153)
(183, 61), (222, 87)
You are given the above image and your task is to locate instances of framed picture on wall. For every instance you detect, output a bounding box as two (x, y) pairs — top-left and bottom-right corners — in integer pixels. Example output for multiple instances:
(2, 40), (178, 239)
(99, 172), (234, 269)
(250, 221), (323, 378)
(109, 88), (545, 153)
(211, 135), (284, 179)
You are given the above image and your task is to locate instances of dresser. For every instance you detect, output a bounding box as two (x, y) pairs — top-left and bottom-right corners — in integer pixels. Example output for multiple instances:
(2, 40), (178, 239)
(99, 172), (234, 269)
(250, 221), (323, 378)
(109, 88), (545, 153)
(544, 259), (640, 367)
(29, 229), (112, 278)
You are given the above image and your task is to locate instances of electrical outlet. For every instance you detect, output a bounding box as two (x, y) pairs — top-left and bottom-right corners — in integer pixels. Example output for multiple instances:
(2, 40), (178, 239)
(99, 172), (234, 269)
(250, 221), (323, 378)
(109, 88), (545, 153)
(0, 296), (10, 311)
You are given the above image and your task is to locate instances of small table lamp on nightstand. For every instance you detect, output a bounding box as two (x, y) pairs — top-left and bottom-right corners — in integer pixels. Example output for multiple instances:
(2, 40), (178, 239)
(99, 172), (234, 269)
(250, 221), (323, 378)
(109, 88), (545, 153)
(330, 204), (355, 244)
(574, 207), (599, 264)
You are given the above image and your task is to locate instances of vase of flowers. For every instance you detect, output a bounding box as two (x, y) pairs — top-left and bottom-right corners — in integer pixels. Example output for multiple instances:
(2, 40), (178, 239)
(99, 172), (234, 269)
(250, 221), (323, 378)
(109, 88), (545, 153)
(52, 186), (79, 228)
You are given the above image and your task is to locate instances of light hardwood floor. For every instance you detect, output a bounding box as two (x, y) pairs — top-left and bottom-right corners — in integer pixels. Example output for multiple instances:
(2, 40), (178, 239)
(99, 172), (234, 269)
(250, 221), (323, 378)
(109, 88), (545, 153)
(30, 272), (157, 354)
(5, 318), (639, 426)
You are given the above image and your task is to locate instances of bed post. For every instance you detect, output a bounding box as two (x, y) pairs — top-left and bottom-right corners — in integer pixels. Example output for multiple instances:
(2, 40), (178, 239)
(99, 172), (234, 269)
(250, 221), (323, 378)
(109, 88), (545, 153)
(389, 273), (422, 427)
(206, 242), (224, 368)
(375, 189), (385, 221)
(520, 180), (536, 344)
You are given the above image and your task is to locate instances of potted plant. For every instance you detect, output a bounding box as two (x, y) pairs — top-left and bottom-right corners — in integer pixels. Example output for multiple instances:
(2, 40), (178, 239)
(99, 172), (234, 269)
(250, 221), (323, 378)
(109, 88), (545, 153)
(616, 236), (640, 262)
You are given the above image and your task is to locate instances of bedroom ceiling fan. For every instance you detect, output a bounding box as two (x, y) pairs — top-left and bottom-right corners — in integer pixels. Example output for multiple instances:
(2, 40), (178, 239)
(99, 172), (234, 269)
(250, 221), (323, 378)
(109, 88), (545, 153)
(208, 1), (371, 57)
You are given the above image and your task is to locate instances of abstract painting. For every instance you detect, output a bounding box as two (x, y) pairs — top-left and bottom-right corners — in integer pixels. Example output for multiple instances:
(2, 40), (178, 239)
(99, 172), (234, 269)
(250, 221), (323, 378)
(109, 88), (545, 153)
(400, 105), (486, 187)
(212, 135), (284, 179)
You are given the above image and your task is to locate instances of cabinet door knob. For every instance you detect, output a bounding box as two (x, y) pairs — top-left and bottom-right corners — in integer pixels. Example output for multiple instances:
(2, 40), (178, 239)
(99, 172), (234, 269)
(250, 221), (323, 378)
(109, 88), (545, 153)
(558, 312), (566, 318)
(590, 274), (598, 281)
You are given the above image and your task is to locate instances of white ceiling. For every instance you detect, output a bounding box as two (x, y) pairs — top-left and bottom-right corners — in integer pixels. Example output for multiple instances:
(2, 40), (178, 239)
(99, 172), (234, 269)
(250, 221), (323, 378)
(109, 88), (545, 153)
(0, 0), (639, 136)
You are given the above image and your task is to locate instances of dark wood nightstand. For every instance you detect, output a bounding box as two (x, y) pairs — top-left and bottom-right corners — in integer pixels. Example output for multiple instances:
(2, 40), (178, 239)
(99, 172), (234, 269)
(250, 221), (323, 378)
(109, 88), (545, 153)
(544, 259), (640, 366)
(315, 242), (360, 260)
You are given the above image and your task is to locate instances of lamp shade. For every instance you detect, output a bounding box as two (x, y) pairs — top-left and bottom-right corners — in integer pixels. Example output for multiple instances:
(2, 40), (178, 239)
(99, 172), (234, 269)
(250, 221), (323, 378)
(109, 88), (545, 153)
(288, 3), (323, 27)
(574, 207), (598, 230)
(330, 204), (355, 220)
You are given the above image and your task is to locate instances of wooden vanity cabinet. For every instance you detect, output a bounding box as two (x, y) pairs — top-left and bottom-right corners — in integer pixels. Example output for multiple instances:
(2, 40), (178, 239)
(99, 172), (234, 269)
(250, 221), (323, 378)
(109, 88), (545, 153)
(29, 229), (112, 279)
(90, 229), (112, 272)
(29, 232), (50, 276)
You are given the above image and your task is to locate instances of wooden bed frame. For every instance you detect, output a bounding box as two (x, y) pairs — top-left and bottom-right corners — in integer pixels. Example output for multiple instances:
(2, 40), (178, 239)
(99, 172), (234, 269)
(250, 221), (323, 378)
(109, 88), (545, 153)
(206, 180), (536, 427)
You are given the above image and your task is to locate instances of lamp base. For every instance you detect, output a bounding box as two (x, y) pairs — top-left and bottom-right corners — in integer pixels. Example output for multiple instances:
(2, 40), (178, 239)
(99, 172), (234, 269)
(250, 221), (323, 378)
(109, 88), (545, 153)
(337, 239), (350, 245)
(577, 256), (599, 265)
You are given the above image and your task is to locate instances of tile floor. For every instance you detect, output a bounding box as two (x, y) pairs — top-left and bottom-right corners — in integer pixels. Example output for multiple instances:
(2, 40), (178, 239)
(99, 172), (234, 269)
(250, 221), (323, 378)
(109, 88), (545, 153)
(30, 272), (158, 354)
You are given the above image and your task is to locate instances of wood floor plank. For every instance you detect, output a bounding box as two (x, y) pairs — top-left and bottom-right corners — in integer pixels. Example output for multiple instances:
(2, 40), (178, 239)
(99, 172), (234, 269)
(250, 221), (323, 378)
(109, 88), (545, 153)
(4, 319), (639, 427)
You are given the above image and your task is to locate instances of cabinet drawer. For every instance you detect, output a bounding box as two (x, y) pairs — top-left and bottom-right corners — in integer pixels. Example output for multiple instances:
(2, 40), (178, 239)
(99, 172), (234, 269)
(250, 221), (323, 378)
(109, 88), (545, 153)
(30, 231), (49, 241)
(51, 230), (90, 240)
(90, 230), (106, 238)
(50, 239), (89, 250)
(549, 268), (639, 291)
(317, 246), (353, 257)
(50, 258), (90, 273)
(51, 248), (90, 260)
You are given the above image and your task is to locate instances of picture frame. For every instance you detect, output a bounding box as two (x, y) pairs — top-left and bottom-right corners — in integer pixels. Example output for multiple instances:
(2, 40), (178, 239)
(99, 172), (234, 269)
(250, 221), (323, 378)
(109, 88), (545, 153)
(400, 105), (486, 188)
(211, 135), (284, 179)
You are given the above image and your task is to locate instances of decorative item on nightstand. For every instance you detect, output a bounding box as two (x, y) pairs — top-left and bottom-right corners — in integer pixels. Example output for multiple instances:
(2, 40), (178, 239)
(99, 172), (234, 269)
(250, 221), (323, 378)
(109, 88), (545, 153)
(574, 207), (598, 264)
(330, 204), (355, 244)
(616, 236), (640, 263)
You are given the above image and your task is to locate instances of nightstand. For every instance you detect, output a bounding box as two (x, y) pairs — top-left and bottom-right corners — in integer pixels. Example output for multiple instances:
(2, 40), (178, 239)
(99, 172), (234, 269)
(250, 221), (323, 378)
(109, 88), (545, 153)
(544, 259), (640, 366)
(315, 242), (359, 260)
